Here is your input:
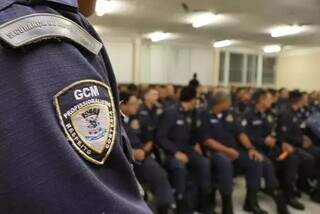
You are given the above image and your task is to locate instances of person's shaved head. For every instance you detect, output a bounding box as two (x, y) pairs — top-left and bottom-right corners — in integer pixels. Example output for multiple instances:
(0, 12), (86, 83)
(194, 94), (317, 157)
(78, 0), (97, 17)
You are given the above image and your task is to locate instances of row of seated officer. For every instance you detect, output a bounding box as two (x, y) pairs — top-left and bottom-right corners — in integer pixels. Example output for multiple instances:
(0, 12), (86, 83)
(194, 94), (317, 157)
(120, 85), (320, 214)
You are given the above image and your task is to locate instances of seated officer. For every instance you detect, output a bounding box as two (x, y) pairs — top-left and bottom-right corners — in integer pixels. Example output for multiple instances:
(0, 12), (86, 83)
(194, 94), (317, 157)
(200, 92), (265, 214)
(120, 91), (175, 214)
(156, 86), (211, 214)
(138, 87), (163, 157)
(243, 89), (304, 213)
(162, 84), (178, 109)
(0, 1), (151, 213)
(277, 90), (320, 202)
(232, 87), (252, 118)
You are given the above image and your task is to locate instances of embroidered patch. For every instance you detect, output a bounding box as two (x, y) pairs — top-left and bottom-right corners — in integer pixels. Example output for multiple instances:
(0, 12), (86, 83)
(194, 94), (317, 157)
(54, 80), (117, 165)
(156, 108), (163, 115)
(226, 114), (234, 122)
(210, 118), (219, 124)
(196, 120), (202, 127)
(0, 13), (102, 55)
(252, 120), (262, 126)
(241, 120), (247, 127)
(176, 120), (184, 125)
(130, 119), (140, 130)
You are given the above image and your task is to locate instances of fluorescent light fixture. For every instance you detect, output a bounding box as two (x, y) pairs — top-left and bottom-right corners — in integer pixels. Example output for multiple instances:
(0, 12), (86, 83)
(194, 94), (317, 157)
(192, 12), (219, 28)
(271, 25), (304, 38)
(213, 40), (232, 48)
(95, 0), (119, 16)
(263, 45), (281, 53)
(147, 31), (171, 42)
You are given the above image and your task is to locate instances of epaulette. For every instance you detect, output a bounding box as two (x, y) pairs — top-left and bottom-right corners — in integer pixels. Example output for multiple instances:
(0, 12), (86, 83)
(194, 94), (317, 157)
(0, 13), (102, 55)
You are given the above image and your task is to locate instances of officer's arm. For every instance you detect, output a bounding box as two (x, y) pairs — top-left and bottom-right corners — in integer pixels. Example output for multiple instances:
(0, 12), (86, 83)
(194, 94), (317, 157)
(156, 111), (179, 155)
(238, 132), (255, 150)
(277, 114), (303, 147)
(200, 115), (231, 153)
(242, 116), (266, 148)
(138, 113), (155, 144)
(234, 119), (255, 149)
(205, 138), (231, 153)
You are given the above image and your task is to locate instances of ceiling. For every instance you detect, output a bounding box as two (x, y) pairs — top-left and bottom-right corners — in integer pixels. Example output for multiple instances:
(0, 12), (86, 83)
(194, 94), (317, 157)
(89, 0), (320, 48)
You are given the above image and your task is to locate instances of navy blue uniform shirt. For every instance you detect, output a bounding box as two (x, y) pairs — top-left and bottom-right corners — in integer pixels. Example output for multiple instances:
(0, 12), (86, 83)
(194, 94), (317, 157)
(277, 106), (304, 147)
(123, 116), (144, 149)
(156, 104), (195, 155)
(0, 1), (151, 213)
(243, 109), (274, 150)
(200, 110), (243, 149)
(138, 103), (163, 143)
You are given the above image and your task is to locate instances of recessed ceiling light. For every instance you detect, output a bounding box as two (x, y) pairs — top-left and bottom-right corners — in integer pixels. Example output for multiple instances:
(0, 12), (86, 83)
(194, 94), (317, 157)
(191, 12), (220, 28)
(147, 31), (171, 42)
(95, 0), (120, 16)
(270, 25), (304, 38)
(213, 40), (232, 48)
(263, 45), (282, 53)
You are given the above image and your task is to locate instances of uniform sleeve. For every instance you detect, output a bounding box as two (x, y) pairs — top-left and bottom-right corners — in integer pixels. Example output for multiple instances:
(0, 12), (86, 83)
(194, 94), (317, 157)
(243, 115), (266, 148)
(123, 124), (144, 149)
(199, 112), (212, 144)
(156, 111), (178, 155)
(138, 112), (155, 143)
(277, 114), (303, 147)
(233, 116), (245, 137)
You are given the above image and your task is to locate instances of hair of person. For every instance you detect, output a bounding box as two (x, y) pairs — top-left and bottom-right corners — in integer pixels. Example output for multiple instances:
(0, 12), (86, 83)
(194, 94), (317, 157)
(210, 91), (231, 106)
(252, 89), (268, 104)
(279, 87), (287, 93)
(267, 88), (277, 96)
(143, 86), (157, 96)
(127, 83), (138, 91)
(236, 87), (246, 94)
(119, 90), (135, 104)
(180, 86), (197, 102)
(289, 90), (303, 104)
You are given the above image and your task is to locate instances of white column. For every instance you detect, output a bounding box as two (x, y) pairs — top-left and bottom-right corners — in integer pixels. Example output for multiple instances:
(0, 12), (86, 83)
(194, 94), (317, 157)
(257, 54), (263, 87)
(213, 48), (220, 86)
(242, 55), (248, 84)
(223, 51), (230, 86)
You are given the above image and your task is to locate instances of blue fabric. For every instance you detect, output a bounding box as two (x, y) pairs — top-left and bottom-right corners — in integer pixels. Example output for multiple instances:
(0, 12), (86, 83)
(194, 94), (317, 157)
(0, 2), (151, 214)
(0, 0), (78, 11)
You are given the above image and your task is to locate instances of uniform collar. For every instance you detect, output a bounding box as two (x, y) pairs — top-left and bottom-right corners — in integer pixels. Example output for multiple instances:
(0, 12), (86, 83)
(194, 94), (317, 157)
(0, 0), (78, 11)
(45, 0), (78, 8)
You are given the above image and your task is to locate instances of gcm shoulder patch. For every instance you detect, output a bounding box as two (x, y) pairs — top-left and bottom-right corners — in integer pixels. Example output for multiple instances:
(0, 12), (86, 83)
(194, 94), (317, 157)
(54, 80), (117, 165)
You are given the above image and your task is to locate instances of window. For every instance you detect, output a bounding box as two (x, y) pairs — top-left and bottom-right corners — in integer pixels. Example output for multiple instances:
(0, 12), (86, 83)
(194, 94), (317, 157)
(218, 51), (276, 86)
(229, 53), (243, 83)
(262, 57), (276, 84)
(219, 52), (225, 83)
(247, 55), (258, 84)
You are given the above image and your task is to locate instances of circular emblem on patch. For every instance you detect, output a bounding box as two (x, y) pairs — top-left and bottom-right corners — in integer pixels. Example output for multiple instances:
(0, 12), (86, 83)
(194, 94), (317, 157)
(241, 120), (247, 127)
(130, 119), (140, 130)
(196, 120), (202, 127)
(156, 108), (163, 115)
(226, 114), (234, 122)
(54, 80), (117, 165)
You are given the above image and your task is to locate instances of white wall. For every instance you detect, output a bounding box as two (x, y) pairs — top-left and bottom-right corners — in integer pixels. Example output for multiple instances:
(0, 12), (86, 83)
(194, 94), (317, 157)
(101, 35), (216, 85)
(104, 38), (134, 83)
(277, 49), (320, 91)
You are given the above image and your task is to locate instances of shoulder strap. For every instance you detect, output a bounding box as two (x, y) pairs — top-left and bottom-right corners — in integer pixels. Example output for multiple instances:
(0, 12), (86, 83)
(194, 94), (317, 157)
(0, 13), (102, 55)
